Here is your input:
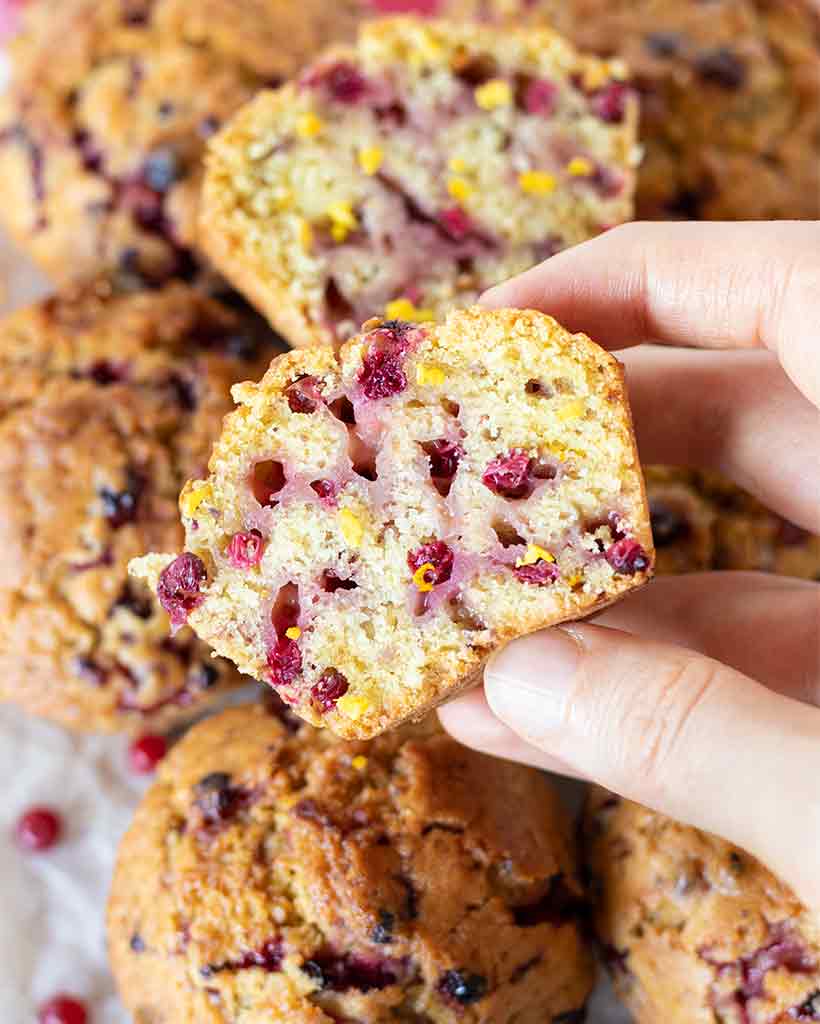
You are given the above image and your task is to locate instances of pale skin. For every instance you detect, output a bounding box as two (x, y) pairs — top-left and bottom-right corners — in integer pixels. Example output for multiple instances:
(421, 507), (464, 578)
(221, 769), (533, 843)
(438, 221), (820, 909)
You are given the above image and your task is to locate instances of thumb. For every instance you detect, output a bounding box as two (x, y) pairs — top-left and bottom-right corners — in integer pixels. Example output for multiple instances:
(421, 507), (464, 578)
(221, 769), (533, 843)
(484, 623), (820, 909)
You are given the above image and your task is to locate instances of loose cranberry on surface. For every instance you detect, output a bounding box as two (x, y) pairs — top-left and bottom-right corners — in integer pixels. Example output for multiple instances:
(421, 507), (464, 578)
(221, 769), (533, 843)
(38, 996), (88, 1024)
(128, 734), (168, 775)
(157, 552), (207, 629)
(311, 669), (349, 713)
(482, 451), (534, 499)
(227, 530), (265, 569)
(590, 81), (631, 124)
(606, 538), (650, 575)
(407, 541), (454, 587)
(15, 806), (62, 852)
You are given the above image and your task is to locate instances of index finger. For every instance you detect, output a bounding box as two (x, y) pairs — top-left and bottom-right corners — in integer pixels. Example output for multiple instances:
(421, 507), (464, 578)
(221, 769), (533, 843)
(482, 221), (820, 409)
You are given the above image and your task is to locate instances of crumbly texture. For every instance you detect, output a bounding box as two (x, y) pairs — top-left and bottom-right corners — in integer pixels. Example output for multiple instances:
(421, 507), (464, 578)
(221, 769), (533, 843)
(202, 17), (639, 348)
(0, 279), (282, 733)
(482, 0), (820, 221)
(644, 467), (820, 581)
(0, 0), (370, 286)
(583, 789), (820, 1024)
(131, 307), (653, 738)
(109, 703), (594, 1024)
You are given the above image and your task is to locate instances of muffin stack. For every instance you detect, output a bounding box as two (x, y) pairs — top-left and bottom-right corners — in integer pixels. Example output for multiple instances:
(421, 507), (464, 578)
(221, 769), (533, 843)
(0, 2), (818, 1023)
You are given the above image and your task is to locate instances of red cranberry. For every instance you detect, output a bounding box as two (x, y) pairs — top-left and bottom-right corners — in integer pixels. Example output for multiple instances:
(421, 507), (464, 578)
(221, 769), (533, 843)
(15, 806), (62, 852)
(438, 206), (473, 241)
(695, 47), (746, 90)
(287, 375), (323, 414)
(267, 637), (302, 688)
(368, 0), (440, 12)
(227, 530), (265, 569)
(514, 560), (559, 586)
(523, 78), (558, 116)
(359, 347), (407, 401)
(482, 451), (534, 499)
(438, 969), (488, 1006)
(311, 669), (349, 712)
(310, 479), (339, 507)
(306, 61), (368, 103)
(128, 734), (168, 775)
(590, 82), (631, 123)
(38, 996), (87, 1024)
(157, 552), (207, 628)
(251, 460), (286, 506)
(606, 538), (650, 575)
(120, 181), (165, 230)
(422, 439), (463, 495)
(407, 541), (454, 586)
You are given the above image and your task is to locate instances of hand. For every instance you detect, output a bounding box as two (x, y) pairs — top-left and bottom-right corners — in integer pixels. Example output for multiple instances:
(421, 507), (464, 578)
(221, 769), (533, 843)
(438, 222), (820, 909)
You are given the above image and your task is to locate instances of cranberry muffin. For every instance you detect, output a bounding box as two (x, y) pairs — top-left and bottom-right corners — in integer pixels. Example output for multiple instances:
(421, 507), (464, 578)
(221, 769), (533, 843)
(584, 789), (820, 1024)
(644, 466), (716, 575)
(0, 278), (282, 732)
(0, 0), (374, 286)
(131, 307), (653, 738)
(108, 703), (594, 1023)
(201, 16), (639, 347)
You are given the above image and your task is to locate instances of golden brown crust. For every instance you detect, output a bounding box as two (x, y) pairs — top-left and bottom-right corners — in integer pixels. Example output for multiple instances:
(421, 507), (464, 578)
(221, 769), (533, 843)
(109, 704), (594, 1023)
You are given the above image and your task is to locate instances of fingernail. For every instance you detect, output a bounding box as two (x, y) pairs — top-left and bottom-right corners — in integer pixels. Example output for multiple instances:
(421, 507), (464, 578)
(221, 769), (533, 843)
(484, 627), (583, 746)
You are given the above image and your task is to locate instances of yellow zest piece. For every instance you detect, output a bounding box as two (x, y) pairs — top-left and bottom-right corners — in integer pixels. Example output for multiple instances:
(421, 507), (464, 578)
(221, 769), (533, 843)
(351, 755), (368, 771)
(298, 218), (313, 251)
(384, 298), (434, 323)
(327, 200), (358, 243)
(516, 544), (555, 568)
(337, 692), (369, 720)
(581, 63), (610, 92)
(338, 508), (364, 548)
(296, 112), (324, 139)
(358, 146), (384, 175)
(474, 78), (512, 110)
(558, 398), (585, 422)
(412, 563), (436, 592)
(447, 176), (473, 203)
(519, 170), (557, 195)
(180, 483), (211, 518)
(448, 156), (467, 173)
(274, 188), (294, 209)
(566, 156), (594, 177)
(416, 363), (445, 387)
(546, 441), (567, 459)
(285, 627), (301, 641)
(565, 571), (585, 587)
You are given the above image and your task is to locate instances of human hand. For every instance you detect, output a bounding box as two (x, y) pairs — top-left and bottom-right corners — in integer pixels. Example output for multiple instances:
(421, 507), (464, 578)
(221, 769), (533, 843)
(438, 221), (820, 908)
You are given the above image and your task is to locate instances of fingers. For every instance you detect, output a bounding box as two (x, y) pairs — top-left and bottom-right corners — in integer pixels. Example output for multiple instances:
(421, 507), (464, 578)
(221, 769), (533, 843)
(480, 623), (820, 909)
(591, 574), (820, 705)
(481, 221), (820, 408)
(621, 345), (820, 529)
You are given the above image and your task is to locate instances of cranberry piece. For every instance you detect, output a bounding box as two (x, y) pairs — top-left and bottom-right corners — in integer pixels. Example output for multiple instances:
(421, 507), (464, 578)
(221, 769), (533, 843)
(128, 734), (168, 774)
(157, 553), (207, 628)
(99, 470), (145, 528)
(791, 991), (820, 1020)
(482, 451), (534, 499)
(322, 570), (358, 593)
(514, 560), (559, 586)
(303, 952), (404, 992)
(407, 541), (454, 586)
(141, 147), (182, 192)
(590, 82), (630, 123)
(311, 669), (349, 712)
(368, 0), (440, 12)
(523, 78), (558, 116)
(121, 181), (165, 230)
(649, 500), (690, 547)
(194, 772), (249, 828)
(227, 530), (265, 569)
(359, 347), (407, 401)
(606, 538), (650, 575)
(267, 637), (302, 687)
(695, 47), (746, 90)
(287, 375), (323, 414)
(438, 206), (473, 241)
(38, 996), (87, 1024)
(311, 479), (339, 507)
(438, 969), (488, 1006)
(251, 460), (286, 506)
(644, 30), (682, 57)
(372, 910), (395, 944)
(422, 439), (463, 495)
(15, 806), (62, 852)
(306, 61), (368, 103)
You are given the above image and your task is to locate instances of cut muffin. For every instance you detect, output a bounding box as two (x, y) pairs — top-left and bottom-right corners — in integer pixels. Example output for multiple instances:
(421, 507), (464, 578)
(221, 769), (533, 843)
(0, 278), (282, 733)
(131, 307), (653, 738)
(109, 703), (595, 1024)
(201, 17), (639, 347)
(583, 789), (820, 1024)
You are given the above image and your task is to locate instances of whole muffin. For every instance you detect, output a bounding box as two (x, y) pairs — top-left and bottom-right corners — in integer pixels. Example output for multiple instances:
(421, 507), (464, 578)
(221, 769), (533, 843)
(583, 790), (820, 1023)
(0, 0), (372, 286)
(645, 466), (716, 575)
(0, 278), (281, 732)
(108, 703), (594, 1023)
